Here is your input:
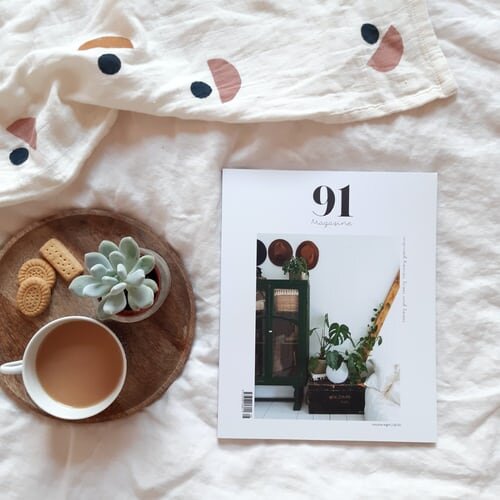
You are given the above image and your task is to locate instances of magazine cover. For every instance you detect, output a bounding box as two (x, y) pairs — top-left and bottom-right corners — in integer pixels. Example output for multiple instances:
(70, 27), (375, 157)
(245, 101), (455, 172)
(218, 169), (437, 442)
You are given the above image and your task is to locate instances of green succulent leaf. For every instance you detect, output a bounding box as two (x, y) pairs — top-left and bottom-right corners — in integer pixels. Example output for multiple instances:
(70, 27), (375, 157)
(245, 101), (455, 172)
(102, 276), (119, 286)
(69, 275), (99, 297)
(102, 291), (127, 315)
(98, 240), (120, 258)
(85, 252), (112, 271)
(119, 237), (140, 270)
(89, 264), (109, 279)
(127, 284), (154, 311)
(96, 299), (107, 319)
(126, 269), (145, 287)
(116, 263), (127, 281)
(131, 255), (155, 275)
(143, 278), (159, 293)
(109, 282), (127, 296)
(109, 251), (127, 270)
(82, 282), (113, 298)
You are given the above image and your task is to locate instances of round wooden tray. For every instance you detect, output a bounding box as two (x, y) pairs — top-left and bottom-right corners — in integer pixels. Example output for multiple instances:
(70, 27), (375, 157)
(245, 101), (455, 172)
(0, 209), (195, 422)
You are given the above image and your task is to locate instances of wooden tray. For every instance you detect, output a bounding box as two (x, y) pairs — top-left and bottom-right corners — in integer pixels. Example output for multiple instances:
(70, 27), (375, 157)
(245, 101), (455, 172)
(0, 209), (195, 422)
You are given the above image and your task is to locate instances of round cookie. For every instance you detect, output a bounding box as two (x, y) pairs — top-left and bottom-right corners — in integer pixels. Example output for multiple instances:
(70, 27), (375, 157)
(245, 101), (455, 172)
(17, 258), (56, 288)
(16, 277), (52, 317)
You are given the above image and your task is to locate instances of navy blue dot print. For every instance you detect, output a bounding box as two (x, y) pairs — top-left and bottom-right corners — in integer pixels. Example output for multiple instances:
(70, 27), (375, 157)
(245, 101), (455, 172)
(9, 147), (29, 165)
(361, 24), (380, 45)
(98, 54), (122, 75)
(191, 81), (212, 99)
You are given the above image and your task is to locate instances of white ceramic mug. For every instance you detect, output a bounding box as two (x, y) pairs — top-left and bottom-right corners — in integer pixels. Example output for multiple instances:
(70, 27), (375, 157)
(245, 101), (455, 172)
(0, 316), (127, 420)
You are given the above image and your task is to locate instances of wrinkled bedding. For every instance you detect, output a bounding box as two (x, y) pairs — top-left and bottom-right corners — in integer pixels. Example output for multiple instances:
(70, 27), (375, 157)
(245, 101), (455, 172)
(0, 0), (455, 206)
(0, 1), (499, 499)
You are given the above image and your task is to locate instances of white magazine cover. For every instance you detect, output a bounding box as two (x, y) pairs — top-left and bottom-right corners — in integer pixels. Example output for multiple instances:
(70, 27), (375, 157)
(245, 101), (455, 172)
(218, 169), (437, 442)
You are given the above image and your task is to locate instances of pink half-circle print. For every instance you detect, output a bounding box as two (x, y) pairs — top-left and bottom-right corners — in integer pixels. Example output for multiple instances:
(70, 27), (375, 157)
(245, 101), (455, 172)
(207, 59), (241, 103)
(78, 36), (134, 51)
(368, 26), (404, 72)
(7, 117), (37, 149)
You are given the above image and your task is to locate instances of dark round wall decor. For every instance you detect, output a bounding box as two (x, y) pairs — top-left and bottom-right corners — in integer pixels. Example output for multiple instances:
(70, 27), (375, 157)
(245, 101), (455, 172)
(256, 239), (267, 266)
(295, 240), (319, 270)
(268, 239), (293, 266)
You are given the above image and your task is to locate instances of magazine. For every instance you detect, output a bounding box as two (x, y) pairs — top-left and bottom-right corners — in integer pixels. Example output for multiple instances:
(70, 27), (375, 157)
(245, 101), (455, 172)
(218, 169), (437, 442)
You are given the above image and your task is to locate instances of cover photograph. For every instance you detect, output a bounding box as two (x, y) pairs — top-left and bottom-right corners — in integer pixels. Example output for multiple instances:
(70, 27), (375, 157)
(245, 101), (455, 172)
(218, 169), (437, 442)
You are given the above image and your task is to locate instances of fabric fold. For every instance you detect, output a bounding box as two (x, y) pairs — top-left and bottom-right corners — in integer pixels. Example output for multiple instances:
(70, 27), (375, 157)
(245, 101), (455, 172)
(0, 0), (456, 207)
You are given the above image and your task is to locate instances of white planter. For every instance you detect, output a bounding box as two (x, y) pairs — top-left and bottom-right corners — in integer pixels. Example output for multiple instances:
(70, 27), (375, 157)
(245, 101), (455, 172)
(109, 249), (171, 324)
(326, 363), (348, 384)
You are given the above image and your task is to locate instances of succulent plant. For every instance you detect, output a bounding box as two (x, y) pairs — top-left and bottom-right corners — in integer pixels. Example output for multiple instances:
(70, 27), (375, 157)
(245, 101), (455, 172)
(69, 236), (159, 318)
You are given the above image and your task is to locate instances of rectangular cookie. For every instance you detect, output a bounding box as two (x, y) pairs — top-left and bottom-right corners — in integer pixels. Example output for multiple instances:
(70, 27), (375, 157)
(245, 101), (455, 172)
(40, 238), (84, 282)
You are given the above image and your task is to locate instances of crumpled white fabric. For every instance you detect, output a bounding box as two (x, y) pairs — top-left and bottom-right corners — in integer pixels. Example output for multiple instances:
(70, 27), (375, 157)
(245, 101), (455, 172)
(0, 0), (456, 207)
(1, 0), (499, 499)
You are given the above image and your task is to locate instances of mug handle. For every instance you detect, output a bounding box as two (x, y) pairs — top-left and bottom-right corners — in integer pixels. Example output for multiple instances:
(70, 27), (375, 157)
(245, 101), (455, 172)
(0, 360), (23, 375)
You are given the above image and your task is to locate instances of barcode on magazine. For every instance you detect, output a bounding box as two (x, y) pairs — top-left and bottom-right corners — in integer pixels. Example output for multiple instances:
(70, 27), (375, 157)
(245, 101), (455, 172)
(242, 391), (253, 419)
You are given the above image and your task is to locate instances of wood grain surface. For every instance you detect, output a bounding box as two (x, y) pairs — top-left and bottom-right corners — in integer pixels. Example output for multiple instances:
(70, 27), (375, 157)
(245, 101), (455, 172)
(362, 270), (400, 360)
(0, 209), (195, 422)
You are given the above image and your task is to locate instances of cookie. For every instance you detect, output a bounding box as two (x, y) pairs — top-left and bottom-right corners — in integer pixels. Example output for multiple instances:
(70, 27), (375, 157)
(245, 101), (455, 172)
(16, 277), (51, 317)
(17, 258), (56, 288)
(39, 238), (83, 282)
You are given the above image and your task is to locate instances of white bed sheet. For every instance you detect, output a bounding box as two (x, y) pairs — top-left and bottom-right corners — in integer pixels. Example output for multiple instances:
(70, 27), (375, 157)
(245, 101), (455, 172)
(1, 1), (499, 499)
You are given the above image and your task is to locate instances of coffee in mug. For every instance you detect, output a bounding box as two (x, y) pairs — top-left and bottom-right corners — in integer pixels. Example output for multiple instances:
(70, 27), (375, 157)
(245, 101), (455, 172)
(0, 316), (126, 420)
(36, 320), (124, 408)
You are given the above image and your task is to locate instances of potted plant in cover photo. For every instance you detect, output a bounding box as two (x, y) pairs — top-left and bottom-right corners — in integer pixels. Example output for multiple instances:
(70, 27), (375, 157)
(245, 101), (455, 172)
(282, 256), (309, 280)
(69, 236), (171, 323)
(308, 320), (329, 380)
(320, 307), (384, 384)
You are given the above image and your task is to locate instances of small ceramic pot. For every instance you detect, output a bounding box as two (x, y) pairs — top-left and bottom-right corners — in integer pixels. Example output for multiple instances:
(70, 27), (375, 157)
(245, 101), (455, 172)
(326, 362), (349, 384)
(110, 249), (171, 324)
(288, 272), (308, 280)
